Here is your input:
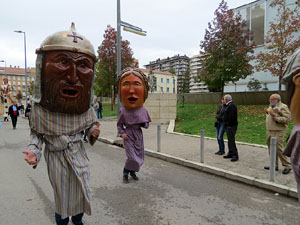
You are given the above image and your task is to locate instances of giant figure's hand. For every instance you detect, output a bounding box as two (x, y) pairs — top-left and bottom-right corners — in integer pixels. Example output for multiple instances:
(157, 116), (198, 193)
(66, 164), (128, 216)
(89, 123), (100, 146)
(121, 134), (128, 140)
(90, 122), (100, 138)
(22, 151), (37, 165)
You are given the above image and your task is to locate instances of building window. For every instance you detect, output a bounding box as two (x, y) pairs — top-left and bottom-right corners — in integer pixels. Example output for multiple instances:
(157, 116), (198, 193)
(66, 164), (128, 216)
(22, 77), (25, 80)
(167, 78), (169, 84)
(173, 88), (175, 93)
(22, 82), (25, 85)
(18, 77), (20, 80)
(18, 81), (20, 85)
(13, 76), (15, 80)
(161, 78), (163, 83)
(173, 79), (175, 84)
(167, 87), (170, 93)
(13, 81), (16, 85)
(160, 87), (163, 92)
(238, 2), (265, 46)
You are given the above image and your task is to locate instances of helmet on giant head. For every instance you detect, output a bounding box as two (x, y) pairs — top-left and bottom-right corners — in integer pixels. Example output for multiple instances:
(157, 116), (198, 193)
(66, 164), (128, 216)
(33, 23), (96, 114)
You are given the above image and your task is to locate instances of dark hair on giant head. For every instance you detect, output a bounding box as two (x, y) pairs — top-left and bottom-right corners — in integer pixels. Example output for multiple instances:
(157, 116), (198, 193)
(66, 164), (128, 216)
(117, 67), (149, 101)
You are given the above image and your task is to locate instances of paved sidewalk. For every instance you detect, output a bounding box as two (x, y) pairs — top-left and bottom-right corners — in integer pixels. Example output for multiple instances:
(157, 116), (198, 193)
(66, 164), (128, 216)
(98, 119), (298, 199)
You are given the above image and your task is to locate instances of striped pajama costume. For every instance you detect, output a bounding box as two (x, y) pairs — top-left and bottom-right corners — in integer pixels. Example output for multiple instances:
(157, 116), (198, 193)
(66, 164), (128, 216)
(26, 104), (98, 219)
(28, 133), (92, 219)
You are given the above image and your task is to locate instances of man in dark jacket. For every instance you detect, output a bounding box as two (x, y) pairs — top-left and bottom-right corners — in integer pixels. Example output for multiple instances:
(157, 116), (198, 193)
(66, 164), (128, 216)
(222, 94), (239, 162)
(8, 101), (20, 129)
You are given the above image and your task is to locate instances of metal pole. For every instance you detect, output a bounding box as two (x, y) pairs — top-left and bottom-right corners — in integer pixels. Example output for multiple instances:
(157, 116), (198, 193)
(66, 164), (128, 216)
(24, 32), (28, 106)
(117, 0), (121, 114)
(157, 124), (161, 152)
(270, 137), (277, 182)
(200, 129), (205, 163)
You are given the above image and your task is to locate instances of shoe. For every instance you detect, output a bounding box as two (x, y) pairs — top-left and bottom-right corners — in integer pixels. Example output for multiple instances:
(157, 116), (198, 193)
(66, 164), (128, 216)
(71, 220), (84, 225)
(223, 155), (233, 159)
(215, 151), (225, 155)
(130, 173), (139, 180)
(83, 139), (88, 143)
(264, 166), (278, 171)
(282, 168), (291, 175)
(123, 175), (129, 183)
(231, 157), (239, 162)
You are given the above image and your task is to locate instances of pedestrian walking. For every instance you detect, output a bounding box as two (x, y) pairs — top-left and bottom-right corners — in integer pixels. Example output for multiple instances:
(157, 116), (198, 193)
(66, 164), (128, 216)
(25, 101), (32, 118)
(222, 94), (239, 162)
(8, 101), (19, 129)
(117, 67), (151, 184)
(265, 93), (291, 174)
(22, 23), (100, 225)
(215, 97), (226, 155)
(97, 100), (103, 119)
(282, 47), (300, 201)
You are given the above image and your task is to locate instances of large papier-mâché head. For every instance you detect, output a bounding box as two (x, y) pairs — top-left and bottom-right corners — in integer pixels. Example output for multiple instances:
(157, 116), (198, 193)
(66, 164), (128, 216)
(117, 67), (149, 110)
(34, 22), (96, 114)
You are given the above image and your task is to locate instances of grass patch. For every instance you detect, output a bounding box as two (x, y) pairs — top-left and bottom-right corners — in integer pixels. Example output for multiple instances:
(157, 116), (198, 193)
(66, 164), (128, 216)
(175, 104), (293, 145)
(102, 101), (117, 117)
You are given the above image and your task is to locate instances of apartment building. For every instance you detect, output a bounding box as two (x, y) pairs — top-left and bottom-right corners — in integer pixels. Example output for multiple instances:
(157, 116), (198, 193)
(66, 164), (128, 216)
(0, 65), (35, 100)
(144, 55), (189, 93)
(139, 68), (177, 94)
(189, 54), (208, 93)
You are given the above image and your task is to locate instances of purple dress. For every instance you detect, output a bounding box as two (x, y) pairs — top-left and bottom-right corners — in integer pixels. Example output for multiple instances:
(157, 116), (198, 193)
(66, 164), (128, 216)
(117, 107), (151, 172)
(283, 124), (300, 202)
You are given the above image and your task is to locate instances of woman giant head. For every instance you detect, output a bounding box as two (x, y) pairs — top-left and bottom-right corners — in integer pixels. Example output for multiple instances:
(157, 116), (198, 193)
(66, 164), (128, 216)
(117, 68), (149, 110)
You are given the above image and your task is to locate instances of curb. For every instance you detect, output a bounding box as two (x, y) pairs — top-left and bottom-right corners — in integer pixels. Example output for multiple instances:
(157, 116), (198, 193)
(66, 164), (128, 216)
(97, 136), (298, 200)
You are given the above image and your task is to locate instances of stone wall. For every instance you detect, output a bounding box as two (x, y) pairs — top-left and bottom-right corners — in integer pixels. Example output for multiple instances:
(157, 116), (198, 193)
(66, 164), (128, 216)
(177, 91), (288, 105)
(144, 93), (177, 124)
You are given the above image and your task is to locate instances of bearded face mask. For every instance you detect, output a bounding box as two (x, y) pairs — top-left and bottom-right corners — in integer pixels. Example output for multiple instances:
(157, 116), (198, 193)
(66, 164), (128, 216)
(40, 50), (94, 114)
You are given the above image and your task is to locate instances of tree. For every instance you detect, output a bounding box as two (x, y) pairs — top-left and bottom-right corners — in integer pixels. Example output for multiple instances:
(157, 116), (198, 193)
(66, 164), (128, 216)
(168, 67), (175, 75)
(94, 61), (111, 97)
(96, 25), (134, 110)
(198, 0), (254, 95)
(181, 66), (191, 94)
(255, 0), (300, 91)
(247, 78), (262, 91)
(28, 81), (34, 95)
(16, 91), (23, 103)
(148, 70), (157, 93)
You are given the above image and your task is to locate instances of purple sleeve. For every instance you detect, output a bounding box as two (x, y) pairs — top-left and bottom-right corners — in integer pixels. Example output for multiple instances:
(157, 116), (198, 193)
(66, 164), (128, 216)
(117, 109), (125, 136)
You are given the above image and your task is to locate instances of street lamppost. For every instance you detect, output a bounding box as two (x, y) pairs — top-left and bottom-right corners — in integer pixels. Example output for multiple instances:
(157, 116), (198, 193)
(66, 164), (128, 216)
(0, 60), (6, 74)
(14, 30), (28, 106)
(117, 0), (147, 113)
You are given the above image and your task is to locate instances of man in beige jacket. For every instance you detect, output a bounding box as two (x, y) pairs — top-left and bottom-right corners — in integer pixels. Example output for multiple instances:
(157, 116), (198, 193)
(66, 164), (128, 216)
(265, 93), (292, 174)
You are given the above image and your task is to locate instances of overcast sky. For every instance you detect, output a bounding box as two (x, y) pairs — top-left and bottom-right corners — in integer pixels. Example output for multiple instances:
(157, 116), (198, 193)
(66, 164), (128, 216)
(0, 0), (252, 69)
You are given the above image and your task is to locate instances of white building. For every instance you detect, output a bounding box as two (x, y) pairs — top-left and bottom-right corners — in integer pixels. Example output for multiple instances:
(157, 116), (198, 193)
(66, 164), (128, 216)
(144, 55), (189, 93)
(140, 68), (177, 94)
(189, 54), (208, 93)
(225, 0), (299, 92)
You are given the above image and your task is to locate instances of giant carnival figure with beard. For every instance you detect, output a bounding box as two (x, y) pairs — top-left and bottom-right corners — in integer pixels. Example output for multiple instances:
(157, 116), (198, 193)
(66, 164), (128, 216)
(283, 48), (300, 203)
(22, 23), (100, 225)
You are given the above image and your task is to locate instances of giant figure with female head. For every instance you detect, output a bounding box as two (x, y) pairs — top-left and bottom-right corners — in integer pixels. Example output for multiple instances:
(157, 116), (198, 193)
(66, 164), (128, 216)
(283, 48), (300, 202)
(117, 67), (151, 183)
